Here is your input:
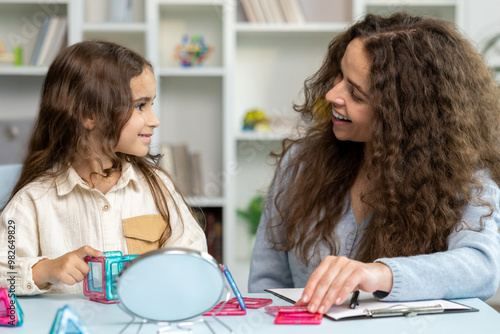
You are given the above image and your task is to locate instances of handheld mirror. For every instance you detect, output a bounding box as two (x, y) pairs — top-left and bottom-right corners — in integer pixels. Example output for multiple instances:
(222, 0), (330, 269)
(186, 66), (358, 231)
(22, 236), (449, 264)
(116, 248), (224, 322)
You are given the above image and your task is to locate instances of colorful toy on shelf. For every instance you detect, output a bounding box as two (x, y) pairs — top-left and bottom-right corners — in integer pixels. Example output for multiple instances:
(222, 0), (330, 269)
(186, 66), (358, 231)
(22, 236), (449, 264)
(49, 305), (90, 334)
(242, 109), (270, 132)
(173, 34), (214, 67)
(0, 286), (23, 327)
(0, 41), (16, 65)
(83, 251), (138, 304)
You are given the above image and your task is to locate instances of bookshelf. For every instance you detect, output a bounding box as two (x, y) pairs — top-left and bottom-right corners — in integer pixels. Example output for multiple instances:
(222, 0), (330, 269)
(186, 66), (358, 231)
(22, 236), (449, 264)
(0, 0), (474, 293)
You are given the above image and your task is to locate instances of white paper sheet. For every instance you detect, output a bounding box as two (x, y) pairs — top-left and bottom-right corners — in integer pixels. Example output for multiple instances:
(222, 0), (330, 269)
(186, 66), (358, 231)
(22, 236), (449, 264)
(265, 288), (471, 320)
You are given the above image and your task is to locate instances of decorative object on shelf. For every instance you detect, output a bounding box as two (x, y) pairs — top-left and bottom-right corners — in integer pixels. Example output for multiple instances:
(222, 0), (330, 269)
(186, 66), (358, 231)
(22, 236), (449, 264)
(13, 46), (23, 66)
(0, 41), (15, 64)
(242, 109), (270, 132)
(173, 34), (214, 67)
(481, 32), (500, 76)
(237, 194), (265, 235)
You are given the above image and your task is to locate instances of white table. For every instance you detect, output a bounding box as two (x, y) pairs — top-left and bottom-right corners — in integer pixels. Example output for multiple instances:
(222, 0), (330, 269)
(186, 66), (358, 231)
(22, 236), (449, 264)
(8, 293), (500, 333)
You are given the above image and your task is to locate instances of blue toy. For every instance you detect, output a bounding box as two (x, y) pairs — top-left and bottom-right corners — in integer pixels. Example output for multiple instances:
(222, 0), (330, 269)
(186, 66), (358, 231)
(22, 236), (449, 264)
(83, 251), (138, 304)
(49, 305), (90, 334)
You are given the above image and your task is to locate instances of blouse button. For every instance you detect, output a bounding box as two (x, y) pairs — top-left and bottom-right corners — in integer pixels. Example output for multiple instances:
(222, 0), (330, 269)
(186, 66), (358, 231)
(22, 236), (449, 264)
(26, 283), (32, 291)
(103, 205), (109, 211)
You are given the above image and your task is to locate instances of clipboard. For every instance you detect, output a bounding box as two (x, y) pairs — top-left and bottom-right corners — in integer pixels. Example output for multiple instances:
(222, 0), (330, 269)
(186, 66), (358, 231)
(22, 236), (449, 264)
(265, 288), (478, 321)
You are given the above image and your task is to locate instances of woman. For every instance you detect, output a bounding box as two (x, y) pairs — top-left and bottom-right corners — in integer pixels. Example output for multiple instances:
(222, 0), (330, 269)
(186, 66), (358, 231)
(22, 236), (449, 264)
(249, 12), (500, 315)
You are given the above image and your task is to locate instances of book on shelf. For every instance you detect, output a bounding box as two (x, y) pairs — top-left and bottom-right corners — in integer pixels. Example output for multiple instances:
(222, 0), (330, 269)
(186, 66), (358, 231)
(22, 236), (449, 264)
(240, 0), (305, 24)
(206, 208), (223, 263)
(249, 0), (266, 23)
(33, 16), (67, 67)
(172, 144), (193, 196)
(159, 143), (204, 197)
(268, 0), (286, 23)
(258, 0), (275, 23)
(191, 152), (203, 197)
(278, 0), (305, 24)
(30, 16), (50, 65)
(35, 16), (58, 66)
(192, 207), (223, 263)
(42, 17), (67, 67)
(240, 0), (257, 23)
(159, 143), (175, 177)
(108, 0), (132, 23)
(85, 0), (107, 23)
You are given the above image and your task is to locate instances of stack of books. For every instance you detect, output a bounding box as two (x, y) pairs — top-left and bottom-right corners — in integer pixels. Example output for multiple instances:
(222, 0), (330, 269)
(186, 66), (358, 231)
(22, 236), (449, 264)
(30, 16), (67, 67)
(240, 0), (306, 24)
(86, 0), (142, 23)
(159, 143), (204, 197)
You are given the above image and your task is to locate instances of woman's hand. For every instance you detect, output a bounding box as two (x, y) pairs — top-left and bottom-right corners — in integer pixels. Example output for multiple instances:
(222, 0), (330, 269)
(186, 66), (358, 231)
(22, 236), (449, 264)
(295, 256), (393, 314)
(32, 245), (103, 289)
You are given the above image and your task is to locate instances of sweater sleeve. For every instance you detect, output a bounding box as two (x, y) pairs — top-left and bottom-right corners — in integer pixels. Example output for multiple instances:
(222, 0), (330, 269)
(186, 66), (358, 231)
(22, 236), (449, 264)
(0, 197), (52, 296)
(375, 176), (500, 301)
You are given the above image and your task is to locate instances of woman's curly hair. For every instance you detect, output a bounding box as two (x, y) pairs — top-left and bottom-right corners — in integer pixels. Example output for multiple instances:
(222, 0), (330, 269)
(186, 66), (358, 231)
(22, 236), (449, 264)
(268, 12), (500, 264)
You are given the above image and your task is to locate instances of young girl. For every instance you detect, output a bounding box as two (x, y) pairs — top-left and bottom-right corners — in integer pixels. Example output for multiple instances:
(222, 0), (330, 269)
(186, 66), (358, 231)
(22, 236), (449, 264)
(249, 12), (500, 314)
(0, 40), (207, 295)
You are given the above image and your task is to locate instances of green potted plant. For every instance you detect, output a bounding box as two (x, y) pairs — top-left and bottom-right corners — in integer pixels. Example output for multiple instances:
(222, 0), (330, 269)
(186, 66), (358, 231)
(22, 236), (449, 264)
(481, 33), (500, 76)
(237, 194), (265, 236)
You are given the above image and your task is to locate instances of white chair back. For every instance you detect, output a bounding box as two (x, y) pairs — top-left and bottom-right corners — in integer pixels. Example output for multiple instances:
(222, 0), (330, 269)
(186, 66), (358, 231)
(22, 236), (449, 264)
(0, 164), (22, 210)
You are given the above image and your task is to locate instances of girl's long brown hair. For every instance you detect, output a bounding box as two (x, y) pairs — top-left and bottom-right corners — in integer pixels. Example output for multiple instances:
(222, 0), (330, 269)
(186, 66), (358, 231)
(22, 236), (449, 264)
(269, 12), (500, 264)
(6, 40), (187, 245)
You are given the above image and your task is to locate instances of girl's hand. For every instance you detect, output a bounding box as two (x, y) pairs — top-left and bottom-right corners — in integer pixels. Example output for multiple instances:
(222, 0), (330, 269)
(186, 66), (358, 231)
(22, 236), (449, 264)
(295, 256), (393, 314)
(32, 245), (103, 289)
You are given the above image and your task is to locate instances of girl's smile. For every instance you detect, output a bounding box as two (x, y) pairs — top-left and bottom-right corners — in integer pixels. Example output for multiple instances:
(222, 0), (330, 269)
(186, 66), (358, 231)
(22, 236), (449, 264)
(138, 133), (153, 143)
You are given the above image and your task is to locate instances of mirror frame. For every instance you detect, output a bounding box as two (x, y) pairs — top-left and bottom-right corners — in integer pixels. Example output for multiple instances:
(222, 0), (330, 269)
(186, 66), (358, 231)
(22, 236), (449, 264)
(116, 247), (224, 322)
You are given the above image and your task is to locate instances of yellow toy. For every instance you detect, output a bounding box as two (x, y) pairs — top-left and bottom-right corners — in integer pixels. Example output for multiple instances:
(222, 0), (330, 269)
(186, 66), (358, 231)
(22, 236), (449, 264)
(242, 109), (270, 132)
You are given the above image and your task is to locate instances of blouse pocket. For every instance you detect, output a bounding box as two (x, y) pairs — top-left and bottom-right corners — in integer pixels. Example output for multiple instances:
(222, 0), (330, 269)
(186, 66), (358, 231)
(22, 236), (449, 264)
(122, 214), (166, 255)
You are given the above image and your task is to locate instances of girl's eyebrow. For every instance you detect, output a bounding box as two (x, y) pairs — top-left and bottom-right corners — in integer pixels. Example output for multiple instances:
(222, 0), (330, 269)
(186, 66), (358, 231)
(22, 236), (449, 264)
(134, 95), (156, 103)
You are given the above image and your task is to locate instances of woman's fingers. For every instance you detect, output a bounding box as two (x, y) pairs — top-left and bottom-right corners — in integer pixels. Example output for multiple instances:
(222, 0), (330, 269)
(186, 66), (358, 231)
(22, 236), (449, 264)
(296, 256), (338, 306)
(297, 257), (393, 314)
(310, 257), (359, 313)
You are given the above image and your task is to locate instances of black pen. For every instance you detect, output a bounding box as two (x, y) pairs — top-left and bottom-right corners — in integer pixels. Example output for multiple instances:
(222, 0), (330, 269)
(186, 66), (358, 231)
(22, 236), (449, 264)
(349, 290), (360, 309)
